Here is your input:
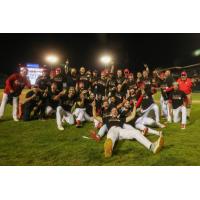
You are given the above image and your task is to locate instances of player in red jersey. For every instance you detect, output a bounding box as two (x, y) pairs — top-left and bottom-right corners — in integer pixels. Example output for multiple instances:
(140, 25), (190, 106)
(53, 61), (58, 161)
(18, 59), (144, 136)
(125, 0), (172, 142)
(0, 67), (31, 121)
(177, 71), (193, 120)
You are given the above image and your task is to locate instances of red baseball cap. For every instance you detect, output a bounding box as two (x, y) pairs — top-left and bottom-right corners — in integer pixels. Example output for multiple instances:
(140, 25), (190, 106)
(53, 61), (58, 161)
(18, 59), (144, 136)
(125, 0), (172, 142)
(124, 68), (130, 73)
(181, 71), (187, 76)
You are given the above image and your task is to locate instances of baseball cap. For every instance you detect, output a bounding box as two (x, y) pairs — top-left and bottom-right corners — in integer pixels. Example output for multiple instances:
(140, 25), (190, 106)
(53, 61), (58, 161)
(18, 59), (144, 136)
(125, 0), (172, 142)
(181, 71), (187, 76)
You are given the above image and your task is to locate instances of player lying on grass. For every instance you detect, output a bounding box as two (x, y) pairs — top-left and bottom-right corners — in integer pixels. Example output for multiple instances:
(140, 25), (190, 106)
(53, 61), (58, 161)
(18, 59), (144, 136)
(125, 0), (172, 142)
(92, 100), (164, 157)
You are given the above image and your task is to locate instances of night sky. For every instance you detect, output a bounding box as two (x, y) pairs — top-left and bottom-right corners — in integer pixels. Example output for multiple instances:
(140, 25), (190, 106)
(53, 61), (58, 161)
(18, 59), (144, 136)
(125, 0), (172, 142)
(1, 33), (200, 75)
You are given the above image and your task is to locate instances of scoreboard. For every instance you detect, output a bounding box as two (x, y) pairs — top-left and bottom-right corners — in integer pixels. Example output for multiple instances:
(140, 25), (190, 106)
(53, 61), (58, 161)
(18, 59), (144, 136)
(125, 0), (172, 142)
(26, 63), (43, 85)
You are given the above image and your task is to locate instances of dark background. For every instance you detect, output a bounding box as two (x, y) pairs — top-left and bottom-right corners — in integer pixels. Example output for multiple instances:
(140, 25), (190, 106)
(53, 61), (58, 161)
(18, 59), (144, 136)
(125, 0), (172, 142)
(0, 33), (200, 74)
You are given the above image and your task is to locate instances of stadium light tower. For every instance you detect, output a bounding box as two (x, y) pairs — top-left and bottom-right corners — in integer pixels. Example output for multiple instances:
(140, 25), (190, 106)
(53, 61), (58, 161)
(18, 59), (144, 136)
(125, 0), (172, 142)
(100, 55), (112, 68)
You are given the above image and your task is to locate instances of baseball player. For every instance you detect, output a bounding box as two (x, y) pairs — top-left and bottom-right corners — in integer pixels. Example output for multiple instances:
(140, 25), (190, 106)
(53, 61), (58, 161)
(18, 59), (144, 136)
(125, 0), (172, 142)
(177, 71), (193, 120)
(169, 82), (187, 129)
(0, 67), (31, 121)
(56, 87), (76, 131)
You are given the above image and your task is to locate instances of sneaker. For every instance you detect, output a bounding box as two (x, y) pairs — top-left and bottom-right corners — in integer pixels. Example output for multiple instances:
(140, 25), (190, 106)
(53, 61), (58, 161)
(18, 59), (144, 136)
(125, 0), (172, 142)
(104, 138), (113, 158)
(13, 117), (19, 122)
(152, 135), (164, 154)
(90, 130), (101, 142)
(142, 127), (148, 136)
(181, 124), (186, 130)
(57, 125), (64, 131)
(76, 120), (82, 128)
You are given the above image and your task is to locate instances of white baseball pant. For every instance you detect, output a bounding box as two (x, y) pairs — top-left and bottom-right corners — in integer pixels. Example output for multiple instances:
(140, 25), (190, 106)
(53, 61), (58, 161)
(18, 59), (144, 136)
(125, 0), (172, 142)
(97, 123), (137, 138)
(56, 106), (74, 127)
(107, 126), (152, 150)
(160, 95), (168, 118)
(73, 108), (93, 122)
(0, 93), (18, 120)
(45, 106), (55, 116)
(135, 116), (160, 136)
(141, 103), (160, 123)
(172, 105), (187, 124)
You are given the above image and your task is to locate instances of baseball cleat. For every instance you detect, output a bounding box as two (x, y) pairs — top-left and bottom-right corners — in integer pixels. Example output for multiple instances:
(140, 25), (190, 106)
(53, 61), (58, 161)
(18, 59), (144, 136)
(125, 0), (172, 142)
(152, 135), (164, 154)
(90, 130), (101, 142)
(181, 124), (186, 130)
(76, 120), (82, 128)
(142, 127), (148, 136)
(57, 125), (64, 131)
(13, 117), (19, 122)
(104, 138), (113, 158)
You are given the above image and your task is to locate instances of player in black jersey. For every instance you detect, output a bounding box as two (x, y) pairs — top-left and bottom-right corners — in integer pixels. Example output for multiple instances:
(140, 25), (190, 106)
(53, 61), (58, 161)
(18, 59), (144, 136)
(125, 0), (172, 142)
(71, 91), (93, 127)
(92, 101), (164, 157)
(157, 72), (169, 119)
(44, 82), (61, 117)
(96, 71), (107, 98)
(23, 85), (44, 121)
(52, 67), (67, 92)
(35, 68), (51, 91)
(56, 87), (76, 131)
(169, 82), (187, 129)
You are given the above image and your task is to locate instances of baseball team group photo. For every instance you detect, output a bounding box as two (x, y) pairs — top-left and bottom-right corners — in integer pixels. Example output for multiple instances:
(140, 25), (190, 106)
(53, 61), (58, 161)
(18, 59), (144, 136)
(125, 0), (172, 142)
(0, 33), (200, 166)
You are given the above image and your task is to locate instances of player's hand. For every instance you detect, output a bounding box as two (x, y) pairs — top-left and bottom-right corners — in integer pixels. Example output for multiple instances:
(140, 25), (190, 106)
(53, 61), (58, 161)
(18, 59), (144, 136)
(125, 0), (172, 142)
(10, 89), (14, 93)
(32, 94), (36, 99)
(141, 89), (145, 95)
(91, 100), (96, 107)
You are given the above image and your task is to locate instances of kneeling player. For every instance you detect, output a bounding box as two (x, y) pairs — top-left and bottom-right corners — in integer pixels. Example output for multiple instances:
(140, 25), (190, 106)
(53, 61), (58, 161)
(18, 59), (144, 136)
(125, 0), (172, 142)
(169, 82), (187, 129)
(45, 82), (61, 117)
(23, 85), (44, 121)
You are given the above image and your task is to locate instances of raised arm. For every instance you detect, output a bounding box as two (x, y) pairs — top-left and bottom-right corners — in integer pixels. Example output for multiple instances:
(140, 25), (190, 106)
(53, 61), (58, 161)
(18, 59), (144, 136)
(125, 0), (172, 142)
(125, 101), (136, 123)
(92, 101), (103, 123)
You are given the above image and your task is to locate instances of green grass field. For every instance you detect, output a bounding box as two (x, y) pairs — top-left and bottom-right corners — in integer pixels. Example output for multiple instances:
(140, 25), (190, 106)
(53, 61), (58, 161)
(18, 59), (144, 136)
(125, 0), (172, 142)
(0, 89), (200, 166)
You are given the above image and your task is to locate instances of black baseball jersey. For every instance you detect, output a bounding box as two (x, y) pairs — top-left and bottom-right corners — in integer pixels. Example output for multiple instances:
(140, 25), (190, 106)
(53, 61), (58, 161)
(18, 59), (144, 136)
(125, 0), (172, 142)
(115, 91), (125, 103)
(141, 91), (154, 110)
(52, 75), (67, 91)
(116, 77), (124, 85)
(66, 74), (78, 87)
(79, 74), (90, 89)
(103, 116), (125, 130)
(24, 90), (42, 107)
(46, 90), (60, 109)
(60, 95), (77, 111)
(35, 76), (51, 90)
(166, 75), (174, 87)
(107, 78), (117, 93)
(158, 79), (169, 100)
(91, 77), (98, 94)
(97, 78), (107, 95)
(127, 80), (136, 90)
(170, 90), (186, 109)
